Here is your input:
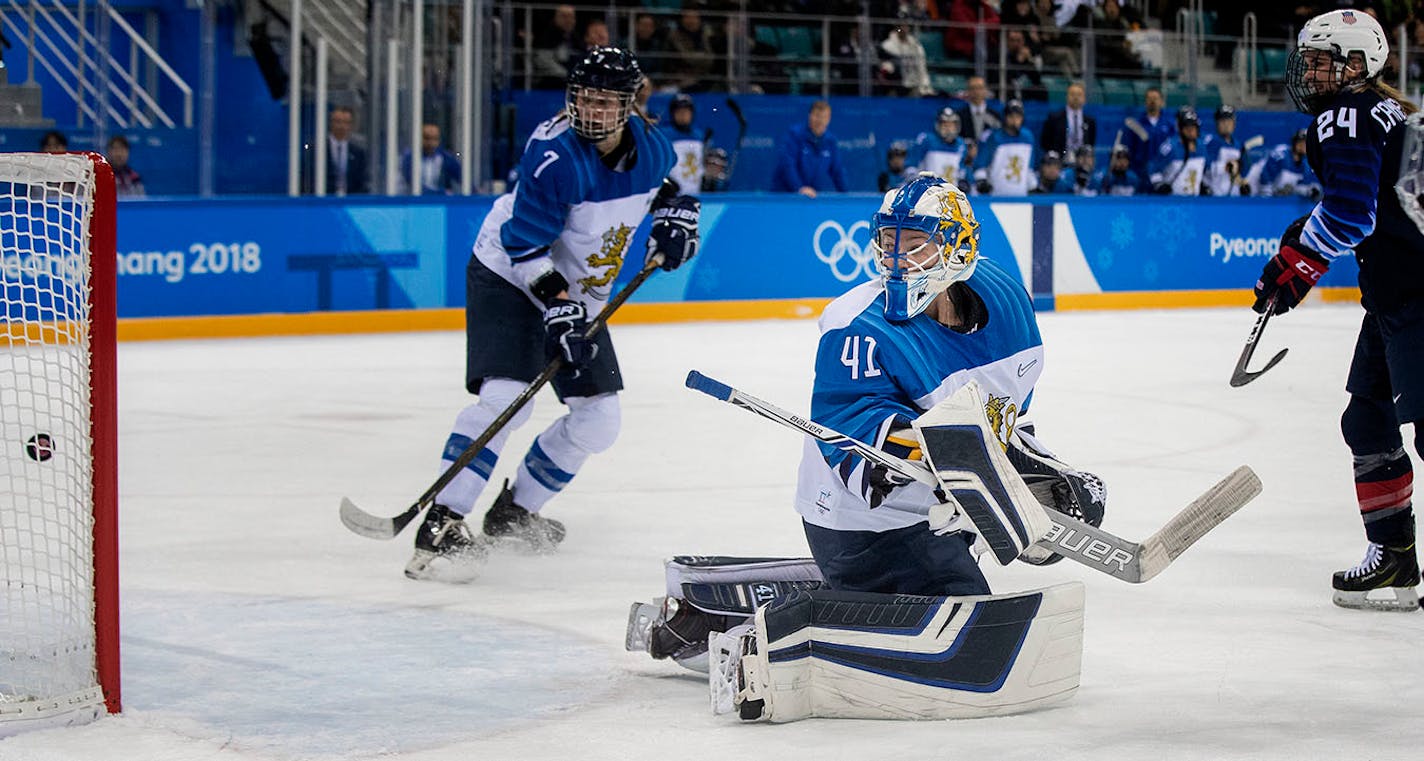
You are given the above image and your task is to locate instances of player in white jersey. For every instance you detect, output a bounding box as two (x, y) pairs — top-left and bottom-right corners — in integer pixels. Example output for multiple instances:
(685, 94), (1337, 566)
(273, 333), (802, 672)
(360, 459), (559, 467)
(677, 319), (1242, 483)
(913, 108), (971, 191)
(404, 47), (699, 583)
(660, 94), (708, 196)
(626, 177), (1106, 721)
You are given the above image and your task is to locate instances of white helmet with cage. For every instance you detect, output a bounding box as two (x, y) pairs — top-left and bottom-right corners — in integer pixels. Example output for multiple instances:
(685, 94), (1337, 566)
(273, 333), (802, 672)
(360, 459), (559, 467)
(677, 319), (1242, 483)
(1285, 9), (1389, 115)
(869, 173), (981, 322)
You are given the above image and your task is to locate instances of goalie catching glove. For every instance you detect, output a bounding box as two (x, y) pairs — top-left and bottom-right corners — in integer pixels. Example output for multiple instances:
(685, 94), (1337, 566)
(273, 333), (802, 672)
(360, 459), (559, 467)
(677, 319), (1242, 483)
(646, 194), (700, 271)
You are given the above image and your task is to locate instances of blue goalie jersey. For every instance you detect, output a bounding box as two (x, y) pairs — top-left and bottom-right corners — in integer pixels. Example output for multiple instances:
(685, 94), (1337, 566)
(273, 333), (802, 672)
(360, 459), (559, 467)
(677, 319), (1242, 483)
(794, 257), (1043, 532)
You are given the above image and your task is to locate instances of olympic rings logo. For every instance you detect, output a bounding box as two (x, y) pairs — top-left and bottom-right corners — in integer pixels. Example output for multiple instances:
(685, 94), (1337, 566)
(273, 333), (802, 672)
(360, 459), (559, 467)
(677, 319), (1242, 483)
(813, 219), (877, 283)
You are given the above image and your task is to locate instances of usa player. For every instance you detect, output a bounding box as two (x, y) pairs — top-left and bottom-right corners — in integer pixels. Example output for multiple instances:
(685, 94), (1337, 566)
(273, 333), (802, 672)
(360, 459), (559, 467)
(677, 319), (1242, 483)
(405, 47), (699, 582)
(628, 176), (1106, 686)
(1252, 9), (1423, 611)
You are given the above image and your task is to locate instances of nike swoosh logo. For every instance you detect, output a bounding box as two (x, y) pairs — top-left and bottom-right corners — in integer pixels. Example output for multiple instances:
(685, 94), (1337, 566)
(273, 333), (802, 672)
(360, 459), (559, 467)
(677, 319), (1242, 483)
(1018, 360), (1038, 377)
(1394, 393), (1404, 404)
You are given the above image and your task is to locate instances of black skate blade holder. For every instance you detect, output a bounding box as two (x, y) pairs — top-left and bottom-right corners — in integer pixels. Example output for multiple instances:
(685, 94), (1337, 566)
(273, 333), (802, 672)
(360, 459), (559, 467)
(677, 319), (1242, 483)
(1230, 295), (1288, 388)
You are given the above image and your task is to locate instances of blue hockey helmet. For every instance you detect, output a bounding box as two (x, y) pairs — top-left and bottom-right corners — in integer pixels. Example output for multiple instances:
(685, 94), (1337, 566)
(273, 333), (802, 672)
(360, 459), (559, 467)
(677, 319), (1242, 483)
(566, 47), (645, 141)
(870, 174), (981, 322)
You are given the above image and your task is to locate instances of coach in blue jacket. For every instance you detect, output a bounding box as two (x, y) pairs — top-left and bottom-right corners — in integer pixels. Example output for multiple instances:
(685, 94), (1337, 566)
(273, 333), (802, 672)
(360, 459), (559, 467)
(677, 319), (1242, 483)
(772, 100), (849, 197)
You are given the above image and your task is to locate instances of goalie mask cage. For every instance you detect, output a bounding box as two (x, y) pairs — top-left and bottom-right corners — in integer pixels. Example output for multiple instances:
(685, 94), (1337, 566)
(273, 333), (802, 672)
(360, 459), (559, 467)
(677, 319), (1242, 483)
(0, 152), (119, 735)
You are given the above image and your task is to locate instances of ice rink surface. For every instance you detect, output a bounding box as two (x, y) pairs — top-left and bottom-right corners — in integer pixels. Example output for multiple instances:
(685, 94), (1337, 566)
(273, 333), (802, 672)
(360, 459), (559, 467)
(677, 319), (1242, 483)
(3, 299), (1422, 761)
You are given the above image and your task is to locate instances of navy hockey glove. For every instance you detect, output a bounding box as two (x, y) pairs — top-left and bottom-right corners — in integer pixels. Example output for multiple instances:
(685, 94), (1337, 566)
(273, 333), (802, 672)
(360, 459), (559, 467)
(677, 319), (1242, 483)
(1253, 216), (1328, 315)
(646, 195), (700, 271)
(866, 463), (915, 510)
(543, 298), (598, 368)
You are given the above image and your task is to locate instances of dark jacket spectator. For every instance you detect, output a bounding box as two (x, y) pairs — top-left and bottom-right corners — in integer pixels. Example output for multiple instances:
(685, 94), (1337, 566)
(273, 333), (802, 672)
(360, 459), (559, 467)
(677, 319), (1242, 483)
(322, 106), (368, 195)
(531, 4), (579, 88)
(954, 76), (1003, 142)
(664, 10), (718, 92)
(772, 102), (849, 195)
(399, 124), (462, 195)
(1094, 0), (1142, 73)
(1039, 81), (1096, 157)
(105, 136), (145, 198)
(631, 13), (669, 75)
(944, 0), (998, 61)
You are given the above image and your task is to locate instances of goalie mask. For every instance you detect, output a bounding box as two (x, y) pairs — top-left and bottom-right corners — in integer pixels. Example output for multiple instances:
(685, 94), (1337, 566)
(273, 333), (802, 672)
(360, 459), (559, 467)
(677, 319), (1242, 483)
(870, 174), (980, 322)
(566, 46), (644, 142)
(1285, 9), (1387, 115)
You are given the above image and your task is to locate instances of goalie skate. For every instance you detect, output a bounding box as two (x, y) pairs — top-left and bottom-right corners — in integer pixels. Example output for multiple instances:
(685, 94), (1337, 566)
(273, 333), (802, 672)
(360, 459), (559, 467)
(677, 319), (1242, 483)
(404, 504), (491, 584)
(708, 624), (765, 721)
(1331, 543), (1421, 612)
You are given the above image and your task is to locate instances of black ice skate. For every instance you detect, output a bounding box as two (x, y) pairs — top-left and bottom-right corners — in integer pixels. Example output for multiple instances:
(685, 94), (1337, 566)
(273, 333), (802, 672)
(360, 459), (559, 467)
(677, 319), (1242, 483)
(482, 480), (565, 553)
(404, 504), (490, 583)
(1331, 542), (1421, 612)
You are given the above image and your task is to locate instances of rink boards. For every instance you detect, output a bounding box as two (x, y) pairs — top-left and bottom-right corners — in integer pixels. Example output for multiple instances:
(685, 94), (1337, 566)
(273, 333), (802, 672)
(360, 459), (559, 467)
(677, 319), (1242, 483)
(105, 194), (1354, 338)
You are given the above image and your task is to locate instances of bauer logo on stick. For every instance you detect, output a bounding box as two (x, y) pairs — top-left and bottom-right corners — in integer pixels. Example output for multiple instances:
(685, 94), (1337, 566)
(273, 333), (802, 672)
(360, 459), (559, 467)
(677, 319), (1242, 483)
(25, 433), (54, 462)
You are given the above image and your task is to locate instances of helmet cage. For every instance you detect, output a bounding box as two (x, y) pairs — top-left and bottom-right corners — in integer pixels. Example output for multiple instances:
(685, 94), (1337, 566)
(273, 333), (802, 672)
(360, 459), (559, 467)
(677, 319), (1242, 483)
(870, 180), (980, 321)
(566, 84), (635, 142)
(1285, 47), (1365, 115)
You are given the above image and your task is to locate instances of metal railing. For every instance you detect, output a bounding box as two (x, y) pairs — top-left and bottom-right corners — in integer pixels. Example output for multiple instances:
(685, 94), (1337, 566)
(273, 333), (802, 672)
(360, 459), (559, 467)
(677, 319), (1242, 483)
(0, 0), (192, 128)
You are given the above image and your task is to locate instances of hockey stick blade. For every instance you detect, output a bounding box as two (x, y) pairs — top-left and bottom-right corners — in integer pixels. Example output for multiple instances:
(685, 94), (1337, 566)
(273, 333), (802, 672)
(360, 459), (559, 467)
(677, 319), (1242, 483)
(339, 259), (664, 541)
(687, 371), (1262, 583)
(339, 497), (421, 540)
(1230, 295), (1288, 387)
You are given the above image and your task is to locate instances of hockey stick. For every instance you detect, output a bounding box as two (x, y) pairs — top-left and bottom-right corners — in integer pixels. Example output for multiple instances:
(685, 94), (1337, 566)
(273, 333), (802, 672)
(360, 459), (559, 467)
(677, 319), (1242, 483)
(338, 257), (665, 540)
(1229, 295), (1287, 387)
(685, 370), (1262, 583)
(724, 97), (748, 183)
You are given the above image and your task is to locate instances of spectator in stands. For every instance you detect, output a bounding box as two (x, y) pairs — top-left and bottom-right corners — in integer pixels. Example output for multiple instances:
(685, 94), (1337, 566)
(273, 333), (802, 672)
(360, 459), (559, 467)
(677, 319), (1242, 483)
(40, 130), (67, 153)
(1120, 85), (1174, 190)
(399, 123), (462, 195)
(1040, 80), (1095, 158)
(1003, 28), (1048, 100)
(944, 0), (999, 62)
(531, 4), (579, 89)
(1149, 106), (1206, 196)
(1089, 145), (1140, 196)
(664, 9), (718, 93)
(632, 14), (668, 76)
(1035, 0), (1080, 75)
(878, 142), (916, 193)
(325, 105), (368, 195)
(1252, 128), (1320, 199)
(772, 100), (848, 196)
(955, 75), (1003, 142)
(1202, 103), (1250, 197)
(1029, 150), (1073, 194)
(880, 20), (934, 97)
(1066, 145), (1094, 195)
(582, 18), (611, 54)
(105, 136), (144, 198)
(973, 99), (1036, 196)
(1094, 0), (1143, 73)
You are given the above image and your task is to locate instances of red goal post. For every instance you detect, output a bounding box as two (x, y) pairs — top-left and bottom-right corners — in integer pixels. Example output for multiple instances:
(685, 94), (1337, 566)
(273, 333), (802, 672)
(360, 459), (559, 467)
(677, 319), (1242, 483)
(0, 151), (119, 733)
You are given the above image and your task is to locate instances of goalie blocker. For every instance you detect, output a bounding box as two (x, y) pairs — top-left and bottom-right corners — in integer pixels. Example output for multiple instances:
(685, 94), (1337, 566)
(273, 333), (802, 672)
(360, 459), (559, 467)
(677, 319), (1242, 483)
(710, 583), (1085, 722)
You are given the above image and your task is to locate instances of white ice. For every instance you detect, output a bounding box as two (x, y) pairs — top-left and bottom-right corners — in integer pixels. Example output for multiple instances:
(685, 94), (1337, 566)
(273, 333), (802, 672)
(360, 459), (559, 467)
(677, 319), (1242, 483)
(2, 301), (1422, 761)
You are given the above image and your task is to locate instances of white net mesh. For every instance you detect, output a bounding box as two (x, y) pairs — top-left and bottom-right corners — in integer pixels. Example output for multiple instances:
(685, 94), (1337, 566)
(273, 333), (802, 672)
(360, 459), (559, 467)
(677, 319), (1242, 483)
(0, 154), (105, 728)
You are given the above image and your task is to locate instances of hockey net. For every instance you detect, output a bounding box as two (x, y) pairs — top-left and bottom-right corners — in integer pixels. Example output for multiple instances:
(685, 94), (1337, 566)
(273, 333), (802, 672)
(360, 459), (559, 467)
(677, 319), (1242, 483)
(0, 153), (119, 735)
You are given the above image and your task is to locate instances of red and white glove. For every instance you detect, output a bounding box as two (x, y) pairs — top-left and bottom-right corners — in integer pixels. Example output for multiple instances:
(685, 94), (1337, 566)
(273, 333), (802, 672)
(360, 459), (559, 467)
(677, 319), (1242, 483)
(1253, 217), (1329, 315)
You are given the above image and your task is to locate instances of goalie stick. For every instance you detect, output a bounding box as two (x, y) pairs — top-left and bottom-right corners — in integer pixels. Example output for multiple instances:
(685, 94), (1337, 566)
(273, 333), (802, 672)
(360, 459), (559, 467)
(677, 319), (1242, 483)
(685, 370), (1262, 583)
(1229, 294), (1287, 387)
(338, 256), (665, 540)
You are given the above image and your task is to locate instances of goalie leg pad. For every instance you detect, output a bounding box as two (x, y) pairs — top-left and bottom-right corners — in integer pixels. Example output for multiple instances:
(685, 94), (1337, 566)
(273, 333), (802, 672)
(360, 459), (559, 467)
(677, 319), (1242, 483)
(711, 583), (1086, 722)
(912, 381), (1054, 565)
(627, 556), (825, 672)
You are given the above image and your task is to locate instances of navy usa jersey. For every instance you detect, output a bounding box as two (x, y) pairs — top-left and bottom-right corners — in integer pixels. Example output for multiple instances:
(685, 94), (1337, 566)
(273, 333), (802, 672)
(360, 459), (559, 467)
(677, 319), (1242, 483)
(1303, 88), (1424, 312)
(794, 257), (1042, 532)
